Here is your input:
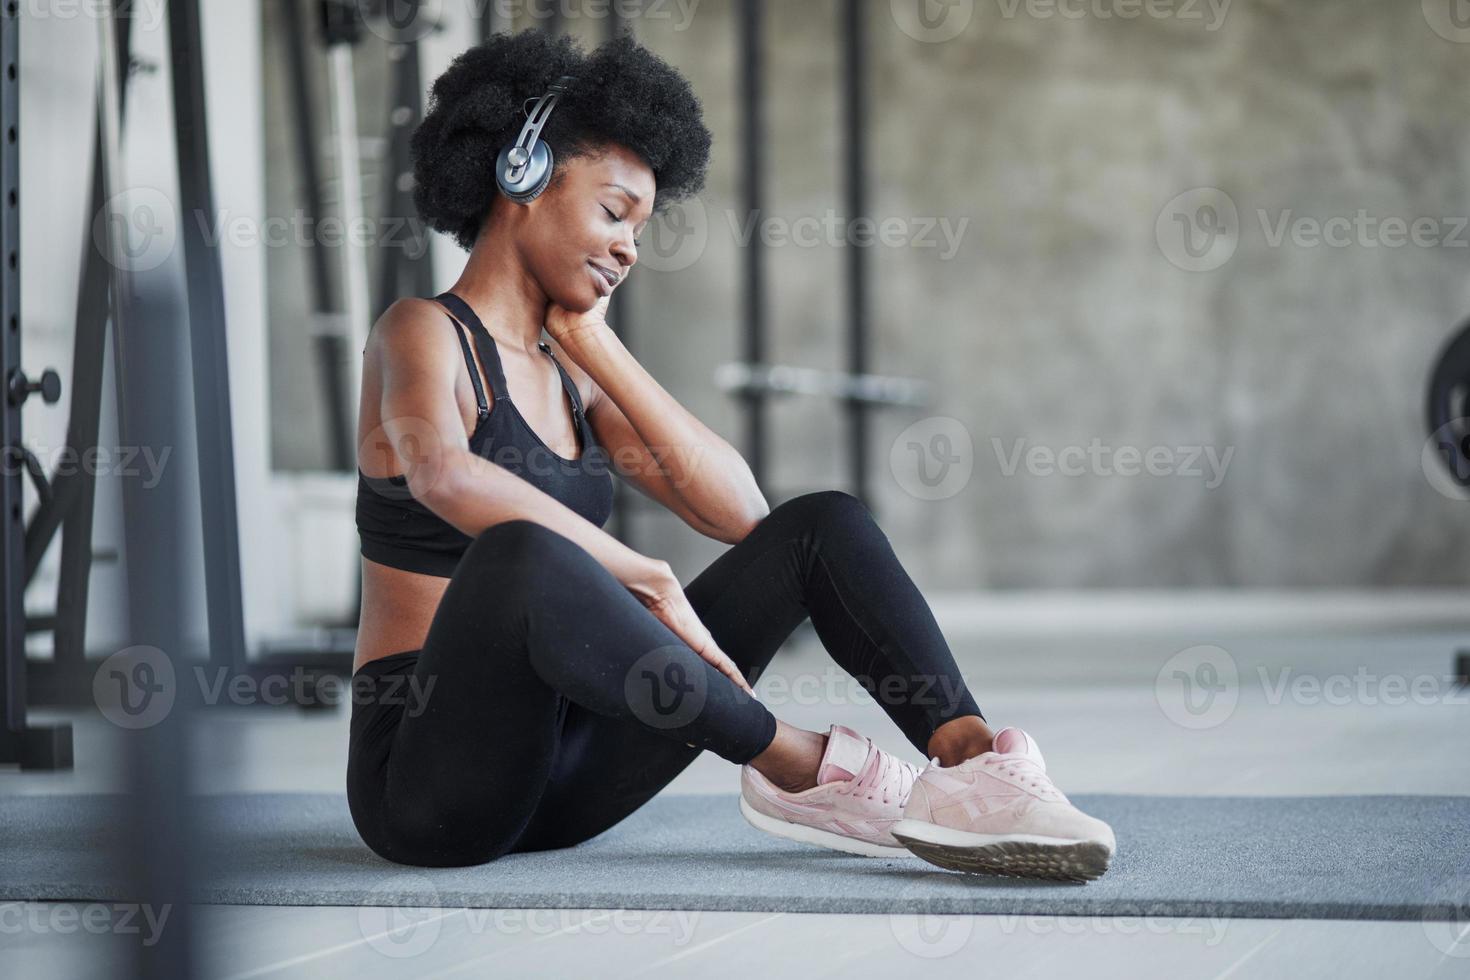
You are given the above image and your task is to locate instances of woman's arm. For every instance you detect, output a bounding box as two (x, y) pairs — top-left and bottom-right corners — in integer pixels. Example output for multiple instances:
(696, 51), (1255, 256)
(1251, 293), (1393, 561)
(369, 299), (755, 696)
(373, 298), (659, 593)
(552, 319), (770, 543)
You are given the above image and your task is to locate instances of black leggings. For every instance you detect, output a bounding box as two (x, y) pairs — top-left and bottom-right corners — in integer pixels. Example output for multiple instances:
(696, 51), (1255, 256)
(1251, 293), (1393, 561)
(346, 490), (986, 867)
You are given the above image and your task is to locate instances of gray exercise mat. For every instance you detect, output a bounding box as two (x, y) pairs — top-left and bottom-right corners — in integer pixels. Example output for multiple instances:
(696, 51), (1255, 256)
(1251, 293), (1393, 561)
(3, 792), (1468, 920)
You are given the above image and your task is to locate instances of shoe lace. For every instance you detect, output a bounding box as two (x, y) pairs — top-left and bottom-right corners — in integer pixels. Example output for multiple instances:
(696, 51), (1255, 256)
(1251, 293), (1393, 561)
(982, 754), (1064, 800)
(847, 745), (919, 805)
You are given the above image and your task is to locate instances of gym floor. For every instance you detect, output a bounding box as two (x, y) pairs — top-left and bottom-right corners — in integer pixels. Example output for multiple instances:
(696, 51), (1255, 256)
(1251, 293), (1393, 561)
(5, 616), (1468, 978)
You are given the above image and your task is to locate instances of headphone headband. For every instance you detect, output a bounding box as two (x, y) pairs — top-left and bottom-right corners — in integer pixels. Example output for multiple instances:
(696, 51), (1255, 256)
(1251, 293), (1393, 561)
(502, 75), (577, 185)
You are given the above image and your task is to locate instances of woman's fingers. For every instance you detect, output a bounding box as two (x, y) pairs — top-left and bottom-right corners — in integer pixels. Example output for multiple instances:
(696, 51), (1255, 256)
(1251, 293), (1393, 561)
(699, 640), (756, 698)
(651, 594), (757, 699)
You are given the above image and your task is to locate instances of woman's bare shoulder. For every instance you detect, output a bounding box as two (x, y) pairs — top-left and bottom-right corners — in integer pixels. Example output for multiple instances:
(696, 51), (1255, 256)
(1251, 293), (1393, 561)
(366, 297), (460, 366)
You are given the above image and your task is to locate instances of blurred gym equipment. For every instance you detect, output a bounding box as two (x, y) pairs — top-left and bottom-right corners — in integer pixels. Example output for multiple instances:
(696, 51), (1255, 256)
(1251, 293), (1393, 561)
(1425, 314), (1470, 685)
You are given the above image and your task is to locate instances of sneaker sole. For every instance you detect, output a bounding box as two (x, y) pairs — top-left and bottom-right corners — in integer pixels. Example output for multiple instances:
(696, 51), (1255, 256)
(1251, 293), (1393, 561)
(739, 796), (914, 859)
(889, 818), (1113, 882)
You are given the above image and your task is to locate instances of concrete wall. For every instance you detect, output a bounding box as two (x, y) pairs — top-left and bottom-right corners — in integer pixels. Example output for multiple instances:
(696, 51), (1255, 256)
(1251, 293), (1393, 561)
(260, 0), (1470, 593)
(587, 0), (1470, 589)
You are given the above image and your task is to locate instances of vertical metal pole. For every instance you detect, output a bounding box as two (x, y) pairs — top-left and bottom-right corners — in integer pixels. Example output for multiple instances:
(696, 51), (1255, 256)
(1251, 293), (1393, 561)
(169, 0), (247, 673)
(283, 0), (353, 472)
(99, 2), (197, 974)
(51, 9), (133, 682)
(0, 0), (26, 758)
(840, 0), (869, 507)
(1, 0), (72, 769)
(738, 0), (767, 494)
(322, 5), (370, 416)
(375, 18), (435, 317)
(604, 2), (636, 544)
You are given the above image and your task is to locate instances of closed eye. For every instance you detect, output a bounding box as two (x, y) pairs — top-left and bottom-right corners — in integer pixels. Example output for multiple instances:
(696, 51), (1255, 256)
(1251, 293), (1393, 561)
(603, 204), (641, 248)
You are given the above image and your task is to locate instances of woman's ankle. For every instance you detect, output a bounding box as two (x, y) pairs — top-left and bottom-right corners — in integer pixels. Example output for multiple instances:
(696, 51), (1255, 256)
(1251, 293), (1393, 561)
(927, 715), (995, 767)
(747, 720), (827, 793)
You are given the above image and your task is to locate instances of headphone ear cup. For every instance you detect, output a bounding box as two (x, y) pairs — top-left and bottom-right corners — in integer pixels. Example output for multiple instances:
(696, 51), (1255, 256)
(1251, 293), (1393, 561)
(495, 139), (555, 204)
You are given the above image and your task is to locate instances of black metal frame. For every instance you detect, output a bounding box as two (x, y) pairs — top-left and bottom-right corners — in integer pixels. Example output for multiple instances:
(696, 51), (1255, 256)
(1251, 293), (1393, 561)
(18, 0), (394, 717)
(15, 10), (142, 714)
(1, 4), (72, 768)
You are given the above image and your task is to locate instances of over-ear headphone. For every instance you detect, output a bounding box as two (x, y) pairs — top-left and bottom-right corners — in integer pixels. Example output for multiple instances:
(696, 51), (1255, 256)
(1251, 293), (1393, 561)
(495, 75), (577, 204)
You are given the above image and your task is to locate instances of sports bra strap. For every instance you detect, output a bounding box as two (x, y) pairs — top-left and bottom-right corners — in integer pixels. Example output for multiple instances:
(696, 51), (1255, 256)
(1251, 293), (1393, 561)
(433, 291), (591, 435)
(434, 291), (509, 403)
(448, 318), (488, 419)
(538, 341), (589, 427)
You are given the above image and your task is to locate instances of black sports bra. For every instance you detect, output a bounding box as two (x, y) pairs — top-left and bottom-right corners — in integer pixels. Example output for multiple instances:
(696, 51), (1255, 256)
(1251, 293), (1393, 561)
(355, 291), (615, 577)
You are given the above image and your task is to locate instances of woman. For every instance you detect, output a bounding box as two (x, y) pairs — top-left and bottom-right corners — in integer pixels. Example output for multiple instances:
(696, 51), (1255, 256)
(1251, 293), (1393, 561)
(348, 29), (1115, 881)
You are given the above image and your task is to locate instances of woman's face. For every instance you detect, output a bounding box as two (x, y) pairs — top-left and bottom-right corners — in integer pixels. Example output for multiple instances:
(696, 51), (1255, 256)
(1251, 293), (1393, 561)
(517, 142), (656, 313)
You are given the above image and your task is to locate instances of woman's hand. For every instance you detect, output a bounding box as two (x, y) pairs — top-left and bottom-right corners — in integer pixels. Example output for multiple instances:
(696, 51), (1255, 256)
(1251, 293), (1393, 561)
(627, 560), (758, 700)
(544, 294), (612, 351)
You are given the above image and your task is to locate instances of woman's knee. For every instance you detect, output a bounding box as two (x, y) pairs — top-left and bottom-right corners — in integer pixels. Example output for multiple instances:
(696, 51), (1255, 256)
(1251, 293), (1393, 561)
(468, 518), (571, 560)
(373, 797), (523, 868)
(769, 489), (874, 533)
(461, 519), (597, 586)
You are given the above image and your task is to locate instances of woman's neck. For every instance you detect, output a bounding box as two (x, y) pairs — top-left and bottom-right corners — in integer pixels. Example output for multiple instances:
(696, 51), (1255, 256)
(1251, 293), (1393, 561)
(446, 225), (548, 356)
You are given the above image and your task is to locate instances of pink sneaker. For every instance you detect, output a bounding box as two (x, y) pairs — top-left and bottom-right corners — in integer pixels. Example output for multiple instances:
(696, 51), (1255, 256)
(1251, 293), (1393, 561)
(890, 726), (1115, 881)
(740, 724), (921, 858)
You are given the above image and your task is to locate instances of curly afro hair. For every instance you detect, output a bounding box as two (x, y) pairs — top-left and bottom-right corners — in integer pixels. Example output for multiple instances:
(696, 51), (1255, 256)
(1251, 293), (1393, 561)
(410, 29), (712, 252)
